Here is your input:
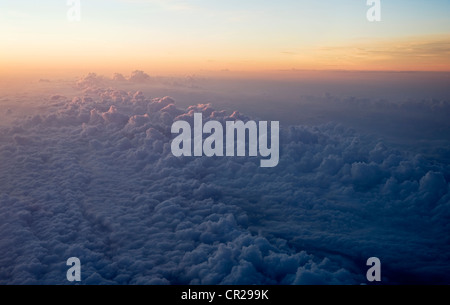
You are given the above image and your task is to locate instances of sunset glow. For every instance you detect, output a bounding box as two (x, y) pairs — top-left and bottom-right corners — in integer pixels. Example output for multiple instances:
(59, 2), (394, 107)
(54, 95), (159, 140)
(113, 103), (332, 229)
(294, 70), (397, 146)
(1, 0), (450, 80)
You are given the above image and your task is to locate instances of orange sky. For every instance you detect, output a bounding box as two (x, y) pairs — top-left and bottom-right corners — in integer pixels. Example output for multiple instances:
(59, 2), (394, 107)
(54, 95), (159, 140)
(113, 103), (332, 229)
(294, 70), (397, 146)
(1, 1), (449, 80)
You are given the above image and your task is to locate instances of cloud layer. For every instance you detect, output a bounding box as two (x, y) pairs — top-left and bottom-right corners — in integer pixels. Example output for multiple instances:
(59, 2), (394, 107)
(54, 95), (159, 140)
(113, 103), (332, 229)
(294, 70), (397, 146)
(0, 74), (449, 284)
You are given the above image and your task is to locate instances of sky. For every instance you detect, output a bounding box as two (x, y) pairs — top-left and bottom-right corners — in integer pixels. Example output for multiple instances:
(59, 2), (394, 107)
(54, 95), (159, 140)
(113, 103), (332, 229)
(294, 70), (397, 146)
(1, 1), (450, 285)
(1, 0), (450, 79)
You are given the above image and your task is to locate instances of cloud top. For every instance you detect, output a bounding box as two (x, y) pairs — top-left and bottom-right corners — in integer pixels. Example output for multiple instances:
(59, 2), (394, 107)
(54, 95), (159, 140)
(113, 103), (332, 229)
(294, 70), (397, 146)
(0, 76), (448, 284)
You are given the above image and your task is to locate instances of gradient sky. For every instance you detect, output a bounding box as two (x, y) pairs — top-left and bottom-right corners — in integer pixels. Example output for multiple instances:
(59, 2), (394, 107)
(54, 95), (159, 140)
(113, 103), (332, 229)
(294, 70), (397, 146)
(1, 0), (450, 78)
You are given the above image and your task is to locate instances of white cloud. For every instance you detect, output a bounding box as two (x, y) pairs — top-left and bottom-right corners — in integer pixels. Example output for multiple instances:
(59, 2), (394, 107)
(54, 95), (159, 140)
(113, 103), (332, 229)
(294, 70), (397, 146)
(0, 73), (449, 284)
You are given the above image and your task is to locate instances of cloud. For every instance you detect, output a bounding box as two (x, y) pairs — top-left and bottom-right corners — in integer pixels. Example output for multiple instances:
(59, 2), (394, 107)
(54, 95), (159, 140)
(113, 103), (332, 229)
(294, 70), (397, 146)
(0, 74), (449, 284)
(119, 0), (193, 12)
(315, 36), (450, 70)
(112, 73), (127, 82)
(128, 70), (151, 83)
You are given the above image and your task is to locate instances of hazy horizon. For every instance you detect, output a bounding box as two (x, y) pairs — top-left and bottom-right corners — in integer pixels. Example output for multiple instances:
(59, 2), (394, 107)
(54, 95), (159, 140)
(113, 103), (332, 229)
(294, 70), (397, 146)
(1, 0), (450, 79)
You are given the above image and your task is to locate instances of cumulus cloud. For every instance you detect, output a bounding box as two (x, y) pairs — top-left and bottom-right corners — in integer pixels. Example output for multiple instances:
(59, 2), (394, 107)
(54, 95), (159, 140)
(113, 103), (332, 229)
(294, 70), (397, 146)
(0, 75), (449, 284)
(128, 70), (150, 83)
(112, 73), (127, 82)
